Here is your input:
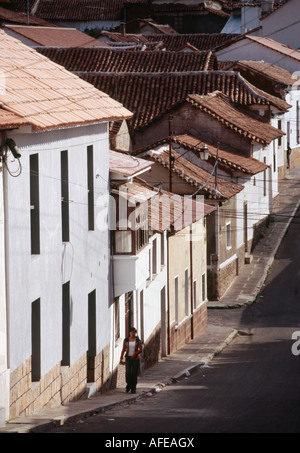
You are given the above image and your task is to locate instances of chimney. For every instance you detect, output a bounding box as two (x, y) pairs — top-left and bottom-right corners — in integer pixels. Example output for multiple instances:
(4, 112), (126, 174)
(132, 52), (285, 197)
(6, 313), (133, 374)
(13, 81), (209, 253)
(261, 0), (275, 14)
(120, 22), (126, 36)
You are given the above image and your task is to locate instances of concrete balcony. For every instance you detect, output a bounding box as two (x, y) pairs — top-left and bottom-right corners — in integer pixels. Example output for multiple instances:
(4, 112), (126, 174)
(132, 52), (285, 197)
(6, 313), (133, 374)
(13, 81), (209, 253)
(112, 245), (150, 298)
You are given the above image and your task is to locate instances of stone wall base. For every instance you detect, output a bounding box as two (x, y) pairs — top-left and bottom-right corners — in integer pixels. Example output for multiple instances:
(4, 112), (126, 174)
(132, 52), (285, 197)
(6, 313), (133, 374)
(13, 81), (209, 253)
(9, 345), (111, 420)
(208, 215), (270, 300)
(112, 304), (207, 391)
(169, 302), (207, 355)
(112, 324), (162, 391)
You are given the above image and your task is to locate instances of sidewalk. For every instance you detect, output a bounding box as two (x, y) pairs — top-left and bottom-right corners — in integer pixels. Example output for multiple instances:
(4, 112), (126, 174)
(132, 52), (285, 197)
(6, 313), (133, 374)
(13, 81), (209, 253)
(208, 166), (300, 309)
(1, 167), (300, 434)
(0, 324), (238, 433)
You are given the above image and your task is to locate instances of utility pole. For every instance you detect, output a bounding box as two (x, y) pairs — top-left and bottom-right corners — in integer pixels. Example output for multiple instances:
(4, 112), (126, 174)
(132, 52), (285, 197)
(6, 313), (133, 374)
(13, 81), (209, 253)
(215, 141), (220, 191)
(27, 0), (30, 26)
(169, 115), (173, 192)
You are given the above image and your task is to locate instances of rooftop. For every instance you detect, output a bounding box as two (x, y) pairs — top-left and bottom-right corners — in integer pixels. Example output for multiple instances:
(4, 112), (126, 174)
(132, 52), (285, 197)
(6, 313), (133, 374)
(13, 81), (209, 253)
(0, 5), (55, 26)
(37, 46), (217, 73)
(171, 134), (269, 176)
(110, 150), (154, 179)
(217, 34), (300, 63)
(225, 60), (296, 88)
(246, 35), (300, 63)
(145, 33), (240, 51)
(0, 30), (132, 131)
(4, 25), (108, 47)
(142, 146), (244, 200)
(0, 107), (29, 129)
(11, 0), (150, 22)
(120, 18), (178, 35)
(71, 71), (289, 132)
(187, 91), (285, 145)
(112, 177), (215, 234)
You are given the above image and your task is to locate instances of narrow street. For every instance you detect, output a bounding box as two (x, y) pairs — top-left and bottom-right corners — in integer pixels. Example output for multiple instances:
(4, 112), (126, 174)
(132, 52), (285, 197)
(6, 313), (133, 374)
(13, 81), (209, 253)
(44, 209), (300, 434)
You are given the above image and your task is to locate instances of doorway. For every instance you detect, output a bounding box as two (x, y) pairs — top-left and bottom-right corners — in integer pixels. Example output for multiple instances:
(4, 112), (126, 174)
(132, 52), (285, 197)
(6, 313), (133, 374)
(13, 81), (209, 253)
(125, 291), (133, 338)
(160, 287), (167, 357)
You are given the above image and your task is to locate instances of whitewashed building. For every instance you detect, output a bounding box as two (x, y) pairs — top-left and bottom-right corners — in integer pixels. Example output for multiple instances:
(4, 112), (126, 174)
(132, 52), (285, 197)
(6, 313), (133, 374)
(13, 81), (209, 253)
(216, 35), (300, 74)
(0, 31), (131, 423)
(109, 151), (170, 375)
(226, 60), (300, 176)
(0, 161), (8, 426)
(109, 150), (213, 374)
(259, 0), (300, 49)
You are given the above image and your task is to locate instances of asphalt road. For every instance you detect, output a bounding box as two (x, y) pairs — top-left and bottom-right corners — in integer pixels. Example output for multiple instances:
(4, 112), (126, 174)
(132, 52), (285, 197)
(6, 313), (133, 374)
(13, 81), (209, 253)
(44, 211), (300, 434)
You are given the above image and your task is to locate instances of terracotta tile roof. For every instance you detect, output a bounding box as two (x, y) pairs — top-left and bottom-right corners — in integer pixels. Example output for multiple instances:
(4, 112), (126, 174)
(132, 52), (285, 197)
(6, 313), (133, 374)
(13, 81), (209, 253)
(9, 0), (282, 23)
(110, 150), (154, 178)
(13, 0), (150, 22)
(127, 18), (178, 35)
(141, 147), (244, 200)
(146, 33), (240, 51)
(246, 36), (300, 63)
(237, 77), (290, 111)
(146, 23), (177, 35)
(4, 25), (107, 47)
(0, 30), (132, 131)
(0, 5), (55, 26)
(151, 2), (230, 18)
(37, 47), (217, 72)
(226, 60), (296, 88)
(0, 108), (30, 129)
(98, 30), (150, 44)
(187, 91), (285, 145)
(75, 71), (290, 131)
(112, 178), (215, 234)
(222, 1), (285, 13)
(171, 134), (269, 176)
(175, 42), (200, 52)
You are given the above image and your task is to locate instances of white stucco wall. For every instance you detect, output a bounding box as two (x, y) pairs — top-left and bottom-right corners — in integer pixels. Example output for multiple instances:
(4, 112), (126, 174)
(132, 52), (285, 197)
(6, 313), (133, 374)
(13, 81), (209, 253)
(170, 142), (274, 247)
(216, 39), (300, 73)
(253, 141), (278, 197)
(4, 122), (111, 376)
(236, 170), (270, 250)
(0, 165), (9, 422)
(241, 6), (261, 33)
(112, 232), (167, 369)
(284, 89), (300, 148)
(261, 0), (300, 50)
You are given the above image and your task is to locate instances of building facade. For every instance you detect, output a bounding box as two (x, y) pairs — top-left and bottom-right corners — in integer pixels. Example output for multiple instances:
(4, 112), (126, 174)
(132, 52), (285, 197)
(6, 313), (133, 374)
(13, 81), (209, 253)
(0, 30), (131, 422)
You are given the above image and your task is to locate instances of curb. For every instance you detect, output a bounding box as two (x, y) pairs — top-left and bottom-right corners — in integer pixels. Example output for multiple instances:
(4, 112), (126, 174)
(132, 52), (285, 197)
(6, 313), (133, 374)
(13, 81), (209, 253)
(13, 195), (300, 433)
(148, 328), (239, 389)
(208, 196), (300, 311)
(11, 328), (239, 433)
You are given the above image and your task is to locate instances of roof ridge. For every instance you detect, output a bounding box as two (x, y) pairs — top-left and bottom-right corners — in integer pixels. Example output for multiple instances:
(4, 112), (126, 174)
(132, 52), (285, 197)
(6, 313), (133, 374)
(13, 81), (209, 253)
(186, 91), (284, 145)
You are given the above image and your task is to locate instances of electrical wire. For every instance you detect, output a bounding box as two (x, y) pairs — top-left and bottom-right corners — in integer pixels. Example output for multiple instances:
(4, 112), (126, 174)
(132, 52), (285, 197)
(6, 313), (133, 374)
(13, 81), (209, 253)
(3, 151), (22, 177)
(2, 7), (299, 205)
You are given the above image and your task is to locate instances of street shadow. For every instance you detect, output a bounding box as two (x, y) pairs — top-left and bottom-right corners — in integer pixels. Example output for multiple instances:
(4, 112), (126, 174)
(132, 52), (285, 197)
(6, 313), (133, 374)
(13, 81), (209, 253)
(239, 206), (300, 331)
(47, 334), (300, 433)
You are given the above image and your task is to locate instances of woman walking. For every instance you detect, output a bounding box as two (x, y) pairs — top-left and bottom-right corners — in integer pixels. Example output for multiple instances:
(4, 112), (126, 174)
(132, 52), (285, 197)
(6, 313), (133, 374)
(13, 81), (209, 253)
(120, 328), (142, 394)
